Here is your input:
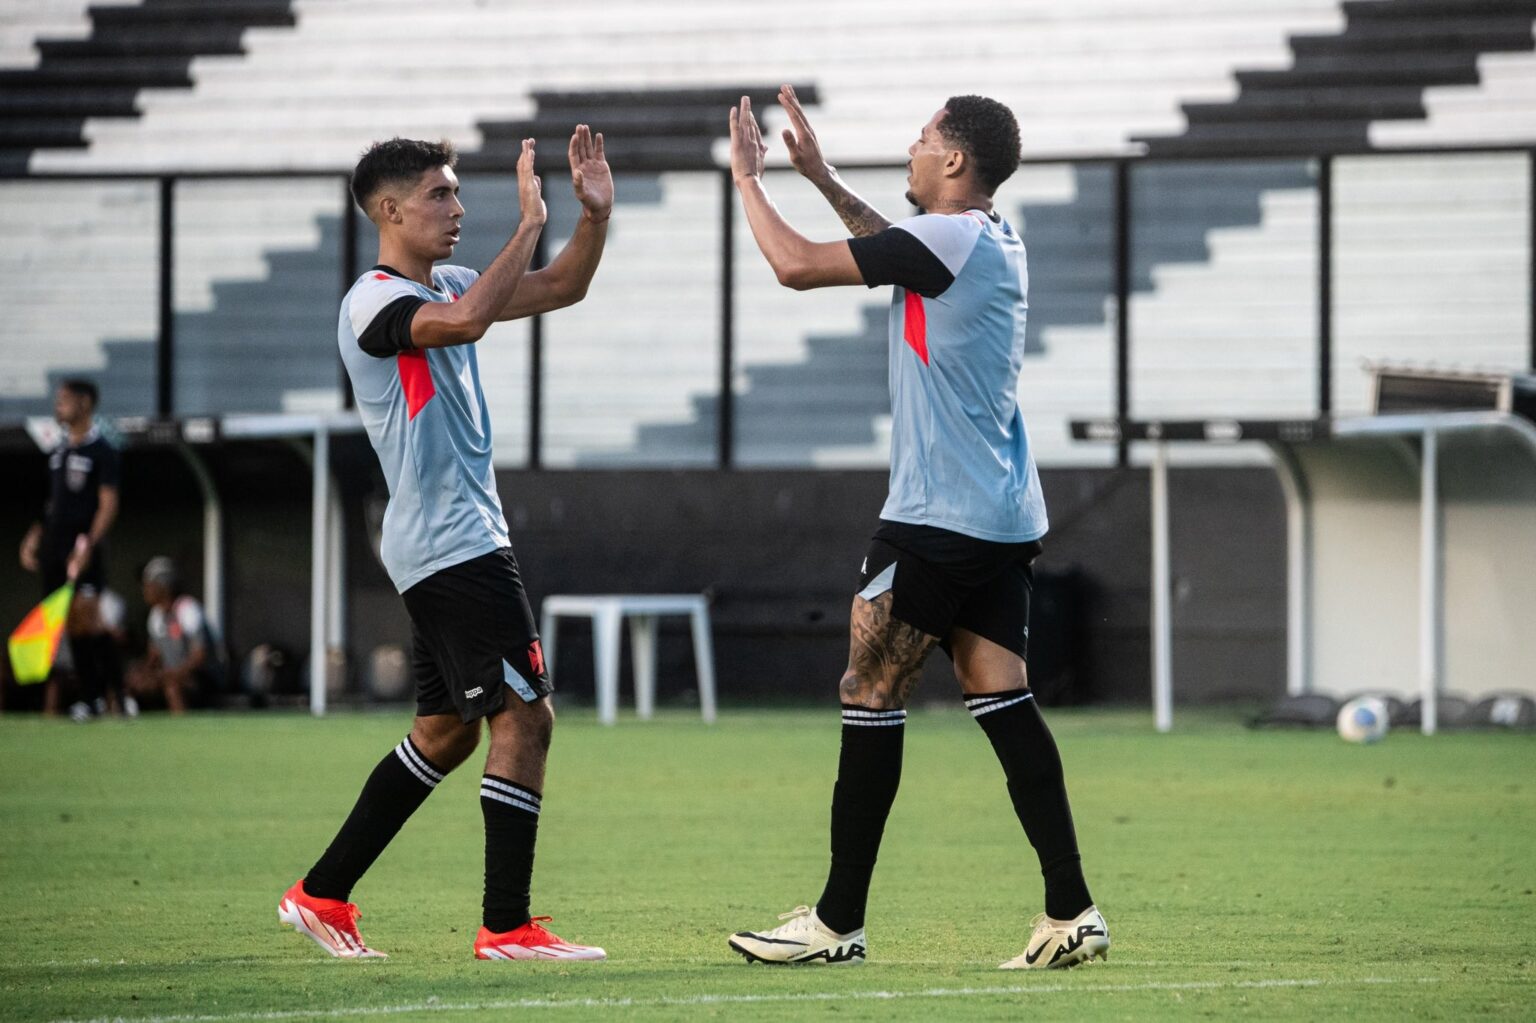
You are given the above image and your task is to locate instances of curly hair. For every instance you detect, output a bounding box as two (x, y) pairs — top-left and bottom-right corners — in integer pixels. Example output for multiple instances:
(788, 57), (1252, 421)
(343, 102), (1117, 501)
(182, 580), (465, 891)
(937, 95), (1021, 194)
(350, 137), (458, 216)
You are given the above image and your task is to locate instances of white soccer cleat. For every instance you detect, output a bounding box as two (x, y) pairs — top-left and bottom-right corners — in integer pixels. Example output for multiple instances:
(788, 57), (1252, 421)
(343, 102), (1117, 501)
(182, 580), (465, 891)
(1000, 905), (1110, 969)
(729, 905), (866, 965)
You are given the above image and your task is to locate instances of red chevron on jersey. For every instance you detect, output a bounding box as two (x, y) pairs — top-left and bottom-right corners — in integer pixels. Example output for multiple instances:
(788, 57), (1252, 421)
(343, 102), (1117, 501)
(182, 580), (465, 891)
(903, 291), (929, 365)
(398, 349), (436, 419)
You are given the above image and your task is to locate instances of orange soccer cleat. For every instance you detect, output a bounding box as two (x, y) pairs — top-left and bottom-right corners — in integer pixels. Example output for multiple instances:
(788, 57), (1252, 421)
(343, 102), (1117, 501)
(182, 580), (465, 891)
(473, 916), (606, 961)
(277, 879), (386, 959)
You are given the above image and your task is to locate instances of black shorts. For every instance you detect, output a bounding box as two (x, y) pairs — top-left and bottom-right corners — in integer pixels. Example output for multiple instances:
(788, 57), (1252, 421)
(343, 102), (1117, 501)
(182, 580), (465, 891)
(856, 520), (1043, 659)
(40, 539), (106, 596)
(400, 547), (552, 723)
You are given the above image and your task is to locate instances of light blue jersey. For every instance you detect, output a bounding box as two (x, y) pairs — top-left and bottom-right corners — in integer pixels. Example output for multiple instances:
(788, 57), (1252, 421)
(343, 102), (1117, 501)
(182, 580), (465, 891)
(848, 211), (1048, 543)
(338, 264), (510, 593)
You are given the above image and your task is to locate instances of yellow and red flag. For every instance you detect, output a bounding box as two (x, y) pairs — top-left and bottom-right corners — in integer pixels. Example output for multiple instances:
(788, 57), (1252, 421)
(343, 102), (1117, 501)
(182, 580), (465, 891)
(8, 583), (75, 684)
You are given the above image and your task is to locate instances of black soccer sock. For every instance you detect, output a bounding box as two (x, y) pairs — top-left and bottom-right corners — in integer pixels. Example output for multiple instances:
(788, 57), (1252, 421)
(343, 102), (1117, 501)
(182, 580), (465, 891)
(81, 633), (124, 705)
(304, 736), (444, 901)
(967, 689), (1093, 920)
(481, 775), (541, 933)
(815, 705), (906, 935)
(66, 634), (104, 706)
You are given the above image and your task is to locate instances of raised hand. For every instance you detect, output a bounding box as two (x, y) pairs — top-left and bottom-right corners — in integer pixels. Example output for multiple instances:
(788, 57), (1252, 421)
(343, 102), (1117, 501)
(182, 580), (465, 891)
(728, 95), (768, 183)
(778, 84), (832, 185)
(516, 138), (546, 227)
(568, 124), (613, 219)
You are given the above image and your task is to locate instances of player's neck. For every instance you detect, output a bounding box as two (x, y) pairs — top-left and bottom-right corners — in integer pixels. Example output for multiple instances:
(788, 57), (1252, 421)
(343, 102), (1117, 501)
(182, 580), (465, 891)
(377, 240), (436, 288)
(928, 192), (991, 216)
(66, 420), (92, 444)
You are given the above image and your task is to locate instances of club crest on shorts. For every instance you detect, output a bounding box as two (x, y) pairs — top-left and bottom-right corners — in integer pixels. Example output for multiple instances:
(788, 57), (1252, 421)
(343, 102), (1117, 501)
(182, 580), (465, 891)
(528, 639), (545, 677)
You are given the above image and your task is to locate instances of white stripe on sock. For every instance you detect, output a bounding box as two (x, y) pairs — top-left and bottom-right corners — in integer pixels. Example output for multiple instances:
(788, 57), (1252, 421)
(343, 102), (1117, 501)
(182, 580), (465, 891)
(480, 786), (542, 815)
(966, 693), (1034, 717)
(480, 776), (541, 805)
(394, 744), (439, 788)
(841, 708), (906, 720)
(398, 739), (444, 782)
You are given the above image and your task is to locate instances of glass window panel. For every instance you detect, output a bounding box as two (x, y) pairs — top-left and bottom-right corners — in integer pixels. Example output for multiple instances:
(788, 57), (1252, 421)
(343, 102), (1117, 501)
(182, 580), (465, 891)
(1333, 152), (1531, 416)
(542, 171), (719, 467)
(0, 179), (158, 419)
(734, 167), (905, 468)
(1129, 160), (1319, 424)
(174, 178), (346, 416)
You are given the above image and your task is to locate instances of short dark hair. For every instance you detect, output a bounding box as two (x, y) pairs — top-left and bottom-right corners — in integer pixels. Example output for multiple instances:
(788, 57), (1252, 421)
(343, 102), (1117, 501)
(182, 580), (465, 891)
(350, 137), (457, 214)
(938, 95), (1021, 193)
(59, 377), (98, 408)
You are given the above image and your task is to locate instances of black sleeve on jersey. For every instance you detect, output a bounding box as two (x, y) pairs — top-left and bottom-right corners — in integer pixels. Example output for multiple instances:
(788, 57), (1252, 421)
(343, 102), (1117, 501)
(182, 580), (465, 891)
(846, 229), (957, 298)
(357, 295), (427, 358)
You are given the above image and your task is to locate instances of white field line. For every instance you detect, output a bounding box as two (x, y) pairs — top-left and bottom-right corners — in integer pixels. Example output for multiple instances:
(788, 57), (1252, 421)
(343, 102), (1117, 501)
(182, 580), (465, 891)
(50, 976), (1440, 1023)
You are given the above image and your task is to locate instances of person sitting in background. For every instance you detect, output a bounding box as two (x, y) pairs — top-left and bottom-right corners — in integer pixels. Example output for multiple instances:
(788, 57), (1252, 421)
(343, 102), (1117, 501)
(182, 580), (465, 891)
(133, 557), (214, 714)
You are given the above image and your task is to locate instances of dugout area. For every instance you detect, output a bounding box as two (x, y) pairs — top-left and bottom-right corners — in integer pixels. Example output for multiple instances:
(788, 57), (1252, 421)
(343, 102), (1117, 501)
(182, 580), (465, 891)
(1, 413), (1299, 713)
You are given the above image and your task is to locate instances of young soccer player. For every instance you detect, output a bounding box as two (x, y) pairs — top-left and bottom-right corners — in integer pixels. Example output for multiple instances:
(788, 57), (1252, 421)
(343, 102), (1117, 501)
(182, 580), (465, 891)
(725, 88), (1109, 969)
(278, 127), (612, 961)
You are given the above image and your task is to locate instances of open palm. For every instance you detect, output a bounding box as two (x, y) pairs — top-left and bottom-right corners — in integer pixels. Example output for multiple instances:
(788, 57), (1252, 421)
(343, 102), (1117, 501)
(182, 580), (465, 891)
(568, 124), (612, 215)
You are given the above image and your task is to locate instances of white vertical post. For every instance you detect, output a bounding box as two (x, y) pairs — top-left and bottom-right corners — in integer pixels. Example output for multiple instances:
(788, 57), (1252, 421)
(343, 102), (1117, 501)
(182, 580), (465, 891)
(1419, 427), (1442, 736)
(204, 499), (224, 635)
(310, 426), (330, 717)
(594, 603), (622, 726)
(176, 445), (224, 636)
(326, 489), (345, 668)
(1269, 445), (1312, 696)
(1150, 441), (1173, 733)
(690, 601), (718, 725)
(629, 614), (657, 720)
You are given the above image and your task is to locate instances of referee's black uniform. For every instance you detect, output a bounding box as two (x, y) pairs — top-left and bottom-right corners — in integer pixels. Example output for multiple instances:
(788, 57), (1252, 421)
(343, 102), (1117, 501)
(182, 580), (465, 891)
(39, 425), (119, 595)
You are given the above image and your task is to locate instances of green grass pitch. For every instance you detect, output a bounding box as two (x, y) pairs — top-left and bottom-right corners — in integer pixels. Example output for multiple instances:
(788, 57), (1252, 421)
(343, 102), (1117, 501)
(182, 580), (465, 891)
(2, 706), (1533, 1021)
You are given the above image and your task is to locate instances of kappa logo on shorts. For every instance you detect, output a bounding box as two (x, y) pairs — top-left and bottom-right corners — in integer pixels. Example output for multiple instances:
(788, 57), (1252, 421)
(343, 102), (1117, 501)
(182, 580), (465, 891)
(464, 686), (485, 699)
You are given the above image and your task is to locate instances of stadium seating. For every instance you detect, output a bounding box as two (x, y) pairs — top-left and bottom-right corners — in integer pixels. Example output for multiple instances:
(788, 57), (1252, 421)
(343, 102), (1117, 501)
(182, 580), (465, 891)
(1, 0), (1532, 470)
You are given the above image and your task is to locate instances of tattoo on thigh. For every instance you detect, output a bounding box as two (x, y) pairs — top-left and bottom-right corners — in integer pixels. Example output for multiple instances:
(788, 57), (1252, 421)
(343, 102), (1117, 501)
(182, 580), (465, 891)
(841, 593), (939, 709)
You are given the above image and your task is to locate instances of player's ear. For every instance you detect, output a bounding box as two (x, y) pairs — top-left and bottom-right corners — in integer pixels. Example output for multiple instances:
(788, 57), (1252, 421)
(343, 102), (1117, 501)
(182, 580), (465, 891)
(376, 192), (401, 225)
(943, 147), (967, 180)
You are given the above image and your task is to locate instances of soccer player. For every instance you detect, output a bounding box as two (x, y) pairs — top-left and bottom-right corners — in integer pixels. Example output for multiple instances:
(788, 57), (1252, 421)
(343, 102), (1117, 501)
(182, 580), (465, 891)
(18, 379), (123, 719)
(278, 128), (612, 961)
(725, 88), (1109, 969)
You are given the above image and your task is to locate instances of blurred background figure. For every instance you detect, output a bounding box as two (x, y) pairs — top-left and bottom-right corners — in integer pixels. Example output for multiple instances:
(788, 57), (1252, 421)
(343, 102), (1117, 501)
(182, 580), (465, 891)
(17, 379), (122, 720)
(132, 557), (219, 715)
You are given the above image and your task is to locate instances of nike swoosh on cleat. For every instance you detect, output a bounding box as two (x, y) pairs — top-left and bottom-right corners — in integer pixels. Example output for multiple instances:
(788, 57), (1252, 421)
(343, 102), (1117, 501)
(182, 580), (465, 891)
(735, 934), (808, 947)
(1023, 940), (1051, 965)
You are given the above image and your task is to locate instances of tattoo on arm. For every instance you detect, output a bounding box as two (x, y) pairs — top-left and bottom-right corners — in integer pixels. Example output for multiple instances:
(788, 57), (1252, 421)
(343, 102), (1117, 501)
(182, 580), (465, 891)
(839, 593), (939, 709)
(818, 178), (892, 238)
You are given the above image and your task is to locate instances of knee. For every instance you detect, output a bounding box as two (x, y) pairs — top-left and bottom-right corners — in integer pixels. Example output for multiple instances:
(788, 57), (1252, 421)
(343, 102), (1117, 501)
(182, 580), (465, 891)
(414, 721), (480, 772)
(839, 669), (902, 711)
(522, 699), (554, 753)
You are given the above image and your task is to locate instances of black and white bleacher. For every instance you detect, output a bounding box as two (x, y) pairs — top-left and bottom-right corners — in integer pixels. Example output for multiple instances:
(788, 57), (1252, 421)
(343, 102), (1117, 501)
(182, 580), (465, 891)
(1, 0), (1532, 467)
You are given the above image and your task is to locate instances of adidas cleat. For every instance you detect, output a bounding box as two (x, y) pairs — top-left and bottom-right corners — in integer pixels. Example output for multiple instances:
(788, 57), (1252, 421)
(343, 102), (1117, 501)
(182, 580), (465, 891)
(277, 879), (386, 959)
(1000, 905), (1109, 969)
(474, 917), (606, 961)
(729, 905), (866, 965)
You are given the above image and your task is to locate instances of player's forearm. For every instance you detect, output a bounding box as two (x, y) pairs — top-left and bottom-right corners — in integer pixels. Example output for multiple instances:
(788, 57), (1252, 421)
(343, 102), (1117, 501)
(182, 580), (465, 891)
(87, 489), (118, 545)
(812, 172), (892, 238)
(528, 210), (610, 310)
(737, 177), (822, 289)
(416, 221), (544, 347)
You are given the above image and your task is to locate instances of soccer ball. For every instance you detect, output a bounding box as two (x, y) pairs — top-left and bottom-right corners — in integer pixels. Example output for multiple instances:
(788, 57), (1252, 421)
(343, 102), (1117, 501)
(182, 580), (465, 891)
(1336, 697), (1390, 744)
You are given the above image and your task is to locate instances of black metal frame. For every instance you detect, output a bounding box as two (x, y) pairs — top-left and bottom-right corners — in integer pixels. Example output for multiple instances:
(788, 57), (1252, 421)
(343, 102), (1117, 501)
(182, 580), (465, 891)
(8, 142), (1534, 464)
